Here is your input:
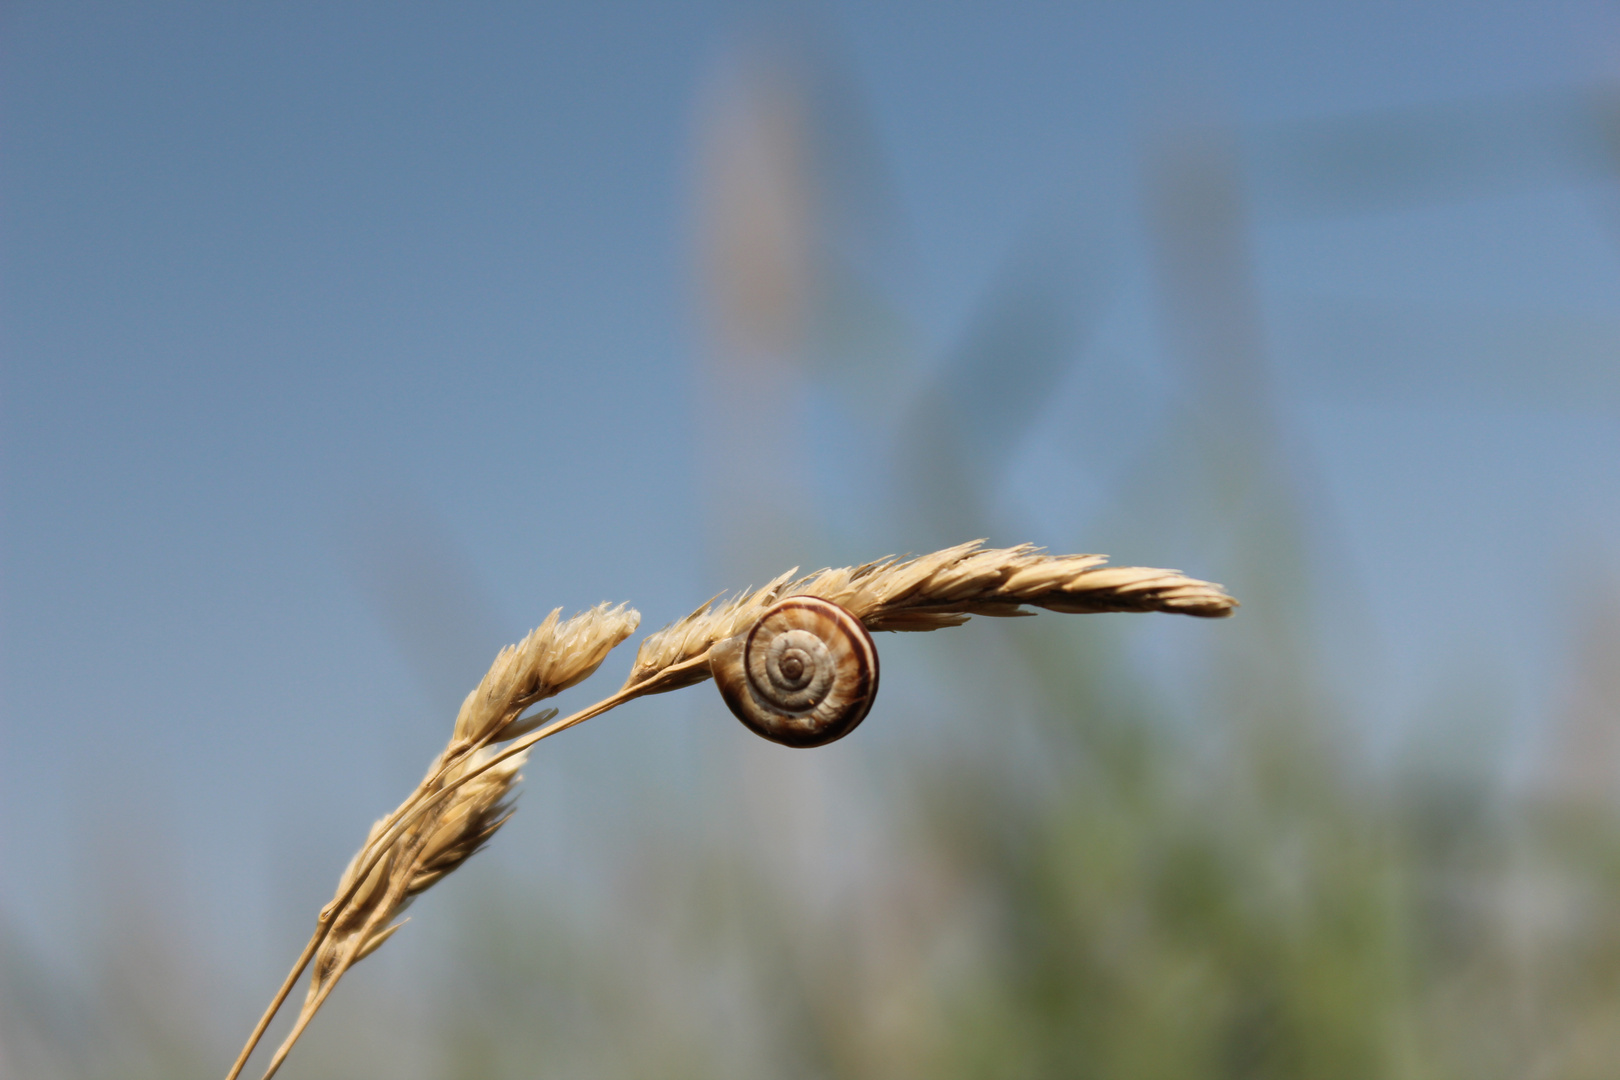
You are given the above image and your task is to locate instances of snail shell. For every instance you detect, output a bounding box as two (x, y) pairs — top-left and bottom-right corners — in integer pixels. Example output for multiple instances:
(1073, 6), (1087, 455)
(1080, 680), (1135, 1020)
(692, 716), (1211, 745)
(710, 595), (879, 748)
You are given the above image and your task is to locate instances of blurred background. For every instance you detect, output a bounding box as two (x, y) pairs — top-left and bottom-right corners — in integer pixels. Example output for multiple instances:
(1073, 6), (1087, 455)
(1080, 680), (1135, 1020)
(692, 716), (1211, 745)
(6, 2), (1620, 1077)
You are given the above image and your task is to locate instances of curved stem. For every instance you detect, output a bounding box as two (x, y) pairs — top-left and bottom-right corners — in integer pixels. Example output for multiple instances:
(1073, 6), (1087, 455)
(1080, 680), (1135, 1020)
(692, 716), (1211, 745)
(222, 930), (322, 1080)
(310, 655), (711, 935)
(222, 651), (712, 1080)
(223, 728), (507, 1080)
(260, 823), (434, 1080)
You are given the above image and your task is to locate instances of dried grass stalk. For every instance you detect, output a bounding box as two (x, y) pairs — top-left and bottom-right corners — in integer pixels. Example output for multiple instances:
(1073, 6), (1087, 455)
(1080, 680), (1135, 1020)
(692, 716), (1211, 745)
(226, 605), (638, 1080)
(625, 540), (1234, 689)
(252, 747), (530, 1078)
(227, 542), (1233, 1080)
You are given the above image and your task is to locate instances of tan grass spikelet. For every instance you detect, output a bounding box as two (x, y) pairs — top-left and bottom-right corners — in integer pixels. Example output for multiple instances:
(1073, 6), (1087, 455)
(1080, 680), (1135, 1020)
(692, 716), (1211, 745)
(408, 746), (528, 894)
(623, 541), (1234, 688)
(254, 745), (531, 1079)
(313, 747), (528, 981)
(229, 603), (639, 1080)
(453, 602), (640, 743)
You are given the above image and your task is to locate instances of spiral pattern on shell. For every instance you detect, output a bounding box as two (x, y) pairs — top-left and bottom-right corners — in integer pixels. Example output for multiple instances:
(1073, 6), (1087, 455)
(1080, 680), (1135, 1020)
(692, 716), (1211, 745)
(709, 596), (879, 748)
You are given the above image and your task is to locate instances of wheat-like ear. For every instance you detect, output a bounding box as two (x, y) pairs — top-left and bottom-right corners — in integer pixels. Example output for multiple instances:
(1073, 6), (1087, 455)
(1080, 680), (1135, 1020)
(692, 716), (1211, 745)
(226, 604), (639, 1080)
(249, 746), (530, 1078)
(624, 541), (1235, 688)
(226, 543), (1234, 1080)
(453, 602), (642, 744)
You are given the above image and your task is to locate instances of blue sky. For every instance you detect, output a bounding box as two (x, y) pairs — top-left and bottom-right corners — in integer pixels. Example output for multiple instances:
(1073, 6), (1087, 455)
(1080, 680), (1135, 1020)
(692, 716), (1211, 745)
(5, 0), (1620, 1009)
